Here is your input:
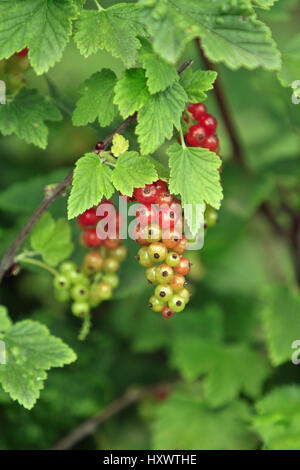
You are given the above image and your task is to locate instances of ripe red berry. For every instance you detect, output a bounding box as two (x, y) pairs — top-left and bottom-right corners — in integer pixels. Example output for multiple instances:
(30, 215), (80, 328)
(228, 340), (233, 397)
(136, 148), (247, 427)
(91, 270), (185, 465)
(155, 191), (173, 206)
(77, 207), (98, 228)
(95, 141), (105, 151)
(136, 204), (156, 226)
(197, 113), (217, 135)
(174, 257), (191, 276)
(82, 228), (103, 247)
(162, 306), (174, 319)
(156, 206), (179, 230)
(188, 103), (207, 121)
(16, 47), (29, 57)
(185, 124), (207, 147)
(201, 135), (219, 153)
(154, 179), (168, 193)
(104, 238), (121, 250)
(162, 228), (182, 249)
(133, 184), (158, 204)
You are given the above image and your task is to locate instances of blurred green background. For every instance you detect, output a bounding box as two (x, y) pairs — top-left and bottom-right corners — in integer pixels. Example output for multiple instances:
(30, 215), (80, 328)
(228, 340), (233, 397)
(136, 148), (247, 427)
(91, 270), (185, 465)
(0, 0), (300, 450)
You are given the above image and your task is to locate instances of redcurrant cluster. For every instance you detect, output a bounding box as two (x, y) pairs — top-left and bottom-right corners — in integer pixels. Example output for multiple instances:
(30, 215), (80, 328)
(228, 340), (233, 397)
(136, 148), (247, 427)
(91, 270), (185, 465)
(184, 102), (219, 153)
(53, 201), (127, 336)
(122, 180), (191, 319)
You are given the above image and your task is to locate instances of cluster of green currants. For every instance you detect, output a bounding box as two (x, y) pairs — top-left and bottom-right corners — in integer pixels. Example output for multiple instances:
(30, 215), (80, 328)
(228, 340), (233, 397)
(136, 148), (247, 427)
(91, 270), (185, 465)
(53, 244), (126, 319)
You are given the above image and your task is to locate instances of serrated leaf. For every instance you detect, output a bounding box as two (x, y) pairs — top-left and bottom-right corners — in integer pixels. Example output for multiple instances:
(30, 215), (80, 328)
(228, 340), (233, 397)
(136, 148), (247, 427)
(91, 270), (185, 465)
(111, 134), (129, 158)
(0, 88), (62, 149)
(180, 69), (217, 103)
(73, 70), (117, 127)
(136, 82), (187, 154)
(0, 320), (76, 409)
(252, 0), (278, 8)
(277, 34), (300, 87)
(260, 286), (300, 366)
(147, 157), (170, 181)
(68, 153), (115, 219)
(30, 212), (74, 266)
(0, 306), (12, 333)
(252, 386), (300, 450)
(114, 68), (149, 119)
(139, 0), (281, 70)
(0, 0), (76, 75)
(111, 151), (157, 196)
(74, 4), (144, 66)
(168, 143), (223, 235)
(153, 385), (253, 450)
(139, 38), (178, 93)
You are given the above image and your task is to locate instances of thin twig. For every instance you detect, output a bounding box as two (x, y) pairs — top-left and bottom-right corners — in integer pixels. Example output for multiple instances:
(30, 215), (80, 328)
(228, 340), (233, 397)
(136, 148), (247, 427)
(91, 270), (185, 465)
(51, 382), (171, 450)
(0, 60), (193, 283)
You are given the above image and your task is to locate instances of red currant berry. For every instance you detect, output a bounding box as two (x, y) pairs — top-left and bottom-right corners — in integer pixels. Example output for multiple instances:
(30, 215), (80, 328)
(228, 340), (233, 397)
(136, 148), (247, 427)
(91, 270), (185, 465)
(16, 47), (29, 57)
(104, 238), (121, 250)
(154, 179), (168, 193)
(156, 206), (179, 230)
(188, 103), (207, 121)
(95, 141), (105, 151)
(162, 306), (174, 319)
(83, 251), (103, 274)
(82, 228), (103, 248)
(201, 135), (219, 153)
(155, 191), (173, 206)
(173, 236), (188, 255)
(136, 204), (156, 226)
(134, 184), (158, 204)
(77, 207), (99, 229)
(185, 124), (207, 147)
(162, 228), (182, 249)
(197, 113), (217, 135)
(174, 257), (191, 276)
(171, 274), (186, 292)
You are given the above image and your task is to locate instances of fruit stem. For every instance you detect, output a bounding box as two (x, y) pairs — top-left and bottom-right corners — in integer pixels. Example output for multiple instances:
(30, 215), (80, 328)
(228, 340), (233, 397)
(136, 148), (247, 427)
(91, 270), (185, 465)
(78, 312), (92, 341)
(18, 257), (59, 277)
(93, 0), (104, 11)
(179, 126), (186, 149)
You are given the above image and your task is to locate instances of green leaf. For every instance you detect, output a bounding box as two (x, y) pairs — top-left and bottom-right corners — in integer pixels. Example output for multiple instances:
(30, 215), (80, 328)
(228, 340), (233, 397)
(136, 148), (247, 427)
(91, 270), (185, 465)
(0, 306), (12, 333)
(136, 82), (187, 154)
(153, 385), (253, 450)
(0, 88), (62, 149)
(74, 4), (144, 66)
(139, 0), (281, 70)
(147, 157), (170, 181)
(114, 68), (149, 119)
(111, 134), (129, 158)
(139, 39), (178, 93)
(252, 0), (278, 8)
(73, 70), (117, 127)
(277, 34), (300, 87)
(252, 386), (300, 450)
(30, 213), (74, 266)
(260, 286), (300, 366)
(111, 151), (158, 196)
(0, 0), (76, 74)
(0, 320), (76, 409)
(180, 69), (217, 103)
(68, 153), (115, 220)
(168, 143), (223, 234)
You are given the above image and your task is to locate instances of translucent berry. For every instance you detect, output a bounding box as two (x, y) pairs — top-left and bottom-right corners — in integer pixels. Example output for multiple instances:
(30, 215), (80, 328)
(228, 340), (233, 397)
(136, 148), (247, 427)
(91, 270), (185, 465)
(188, 103), (207, 121)
(174, 257), (191, 276)
(109, 244), (127, 262)
(137, 246), (154, 268)
(71, 302), (90, 318)
(171, 274), (186, 292)
(136, 204), (156, 226)
(104, 238), (120, 250)
(162, 306), (174, 318)
(77, 207), (98, 228)
(141, 224), (162, 243)
(156, 205), (179, 230)
(68, 268), (88, 285)
(154, 284), (173, 301)
(201, 135), (219, 153)
(146, 266), (157, 284)
(162, 228), (182, 249)
(82, 228), (102, 248)
(71, 284), (89, 302)
(92, 281), (112, 301)
(103, 273), (119, 289)
(166, 251), (180, 267)
(133, 184), (158, 204)
(149, 295), (166, 313)
(83, 251), (103, 274)
(154, 179), (168, 193)
(185, 124), (207, 147)
(205, 206), (219, 227)
(95, 141), (105, 151)
(54, 288), (70, 302)
(173, 237), (187, 255)
(155, 264), (174, 284)
(168, 294), (185, 312)
(197, 113), (217, 135)
(53, 275), (71, 290)
(60, 261), (77, 274)
(103, 257), (119, 273)
(178, 287), (190, 304)
(147, 242), (167, 263)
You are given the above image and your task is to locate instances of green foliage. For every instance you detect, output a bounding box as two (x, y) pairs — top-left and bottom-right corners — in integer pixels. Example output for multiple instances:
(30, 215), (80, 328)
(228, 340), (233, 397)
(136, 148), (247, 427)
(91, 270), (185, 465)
(0, 88), (62, 148)
(180, 69), (217, 103)
(73, 70), (117, 127)
(111, 151), (158, 196)
(68, 153), (115, 219)
(252, 386), (300, 450)
(0, 0), (76, 74)
(30, 212), (74, 266)
(277, 34), (300, 87)
(0, 312), (76, 409)
(114, 68), (149, 118)
(0, 306), (12, 332)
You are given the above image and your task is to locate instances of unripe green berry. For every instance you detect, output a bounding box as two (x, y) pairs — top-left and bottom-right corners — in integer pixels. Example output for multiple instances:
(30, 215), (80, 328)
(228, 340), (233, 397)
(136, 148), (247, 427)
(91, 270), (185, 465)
(71, 301), (90, 318)
(53, 275), (71, 290)
(93, 281), (113, 300)
(71, 284), (89, 302)
(154, 284), (173, 301)
(146, 266), (157, 284)
(68, 268), (87, 285)
(137, 247), (153, 268)
(148, 295), (166, 312)
(166, 251), (180, 267)
(103, 273), (119, 289)
(54, 288), (70, 302)
(103, 257), (120, 273)
(109, 245), (127, 262)
(148, 242), (167, 263)
(141, 224), (162, 243)
(168, 294), (185, 312)
(178, 287), (190, 304)
(155, 264), (174, 284)
(60, 261), (77, 274)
